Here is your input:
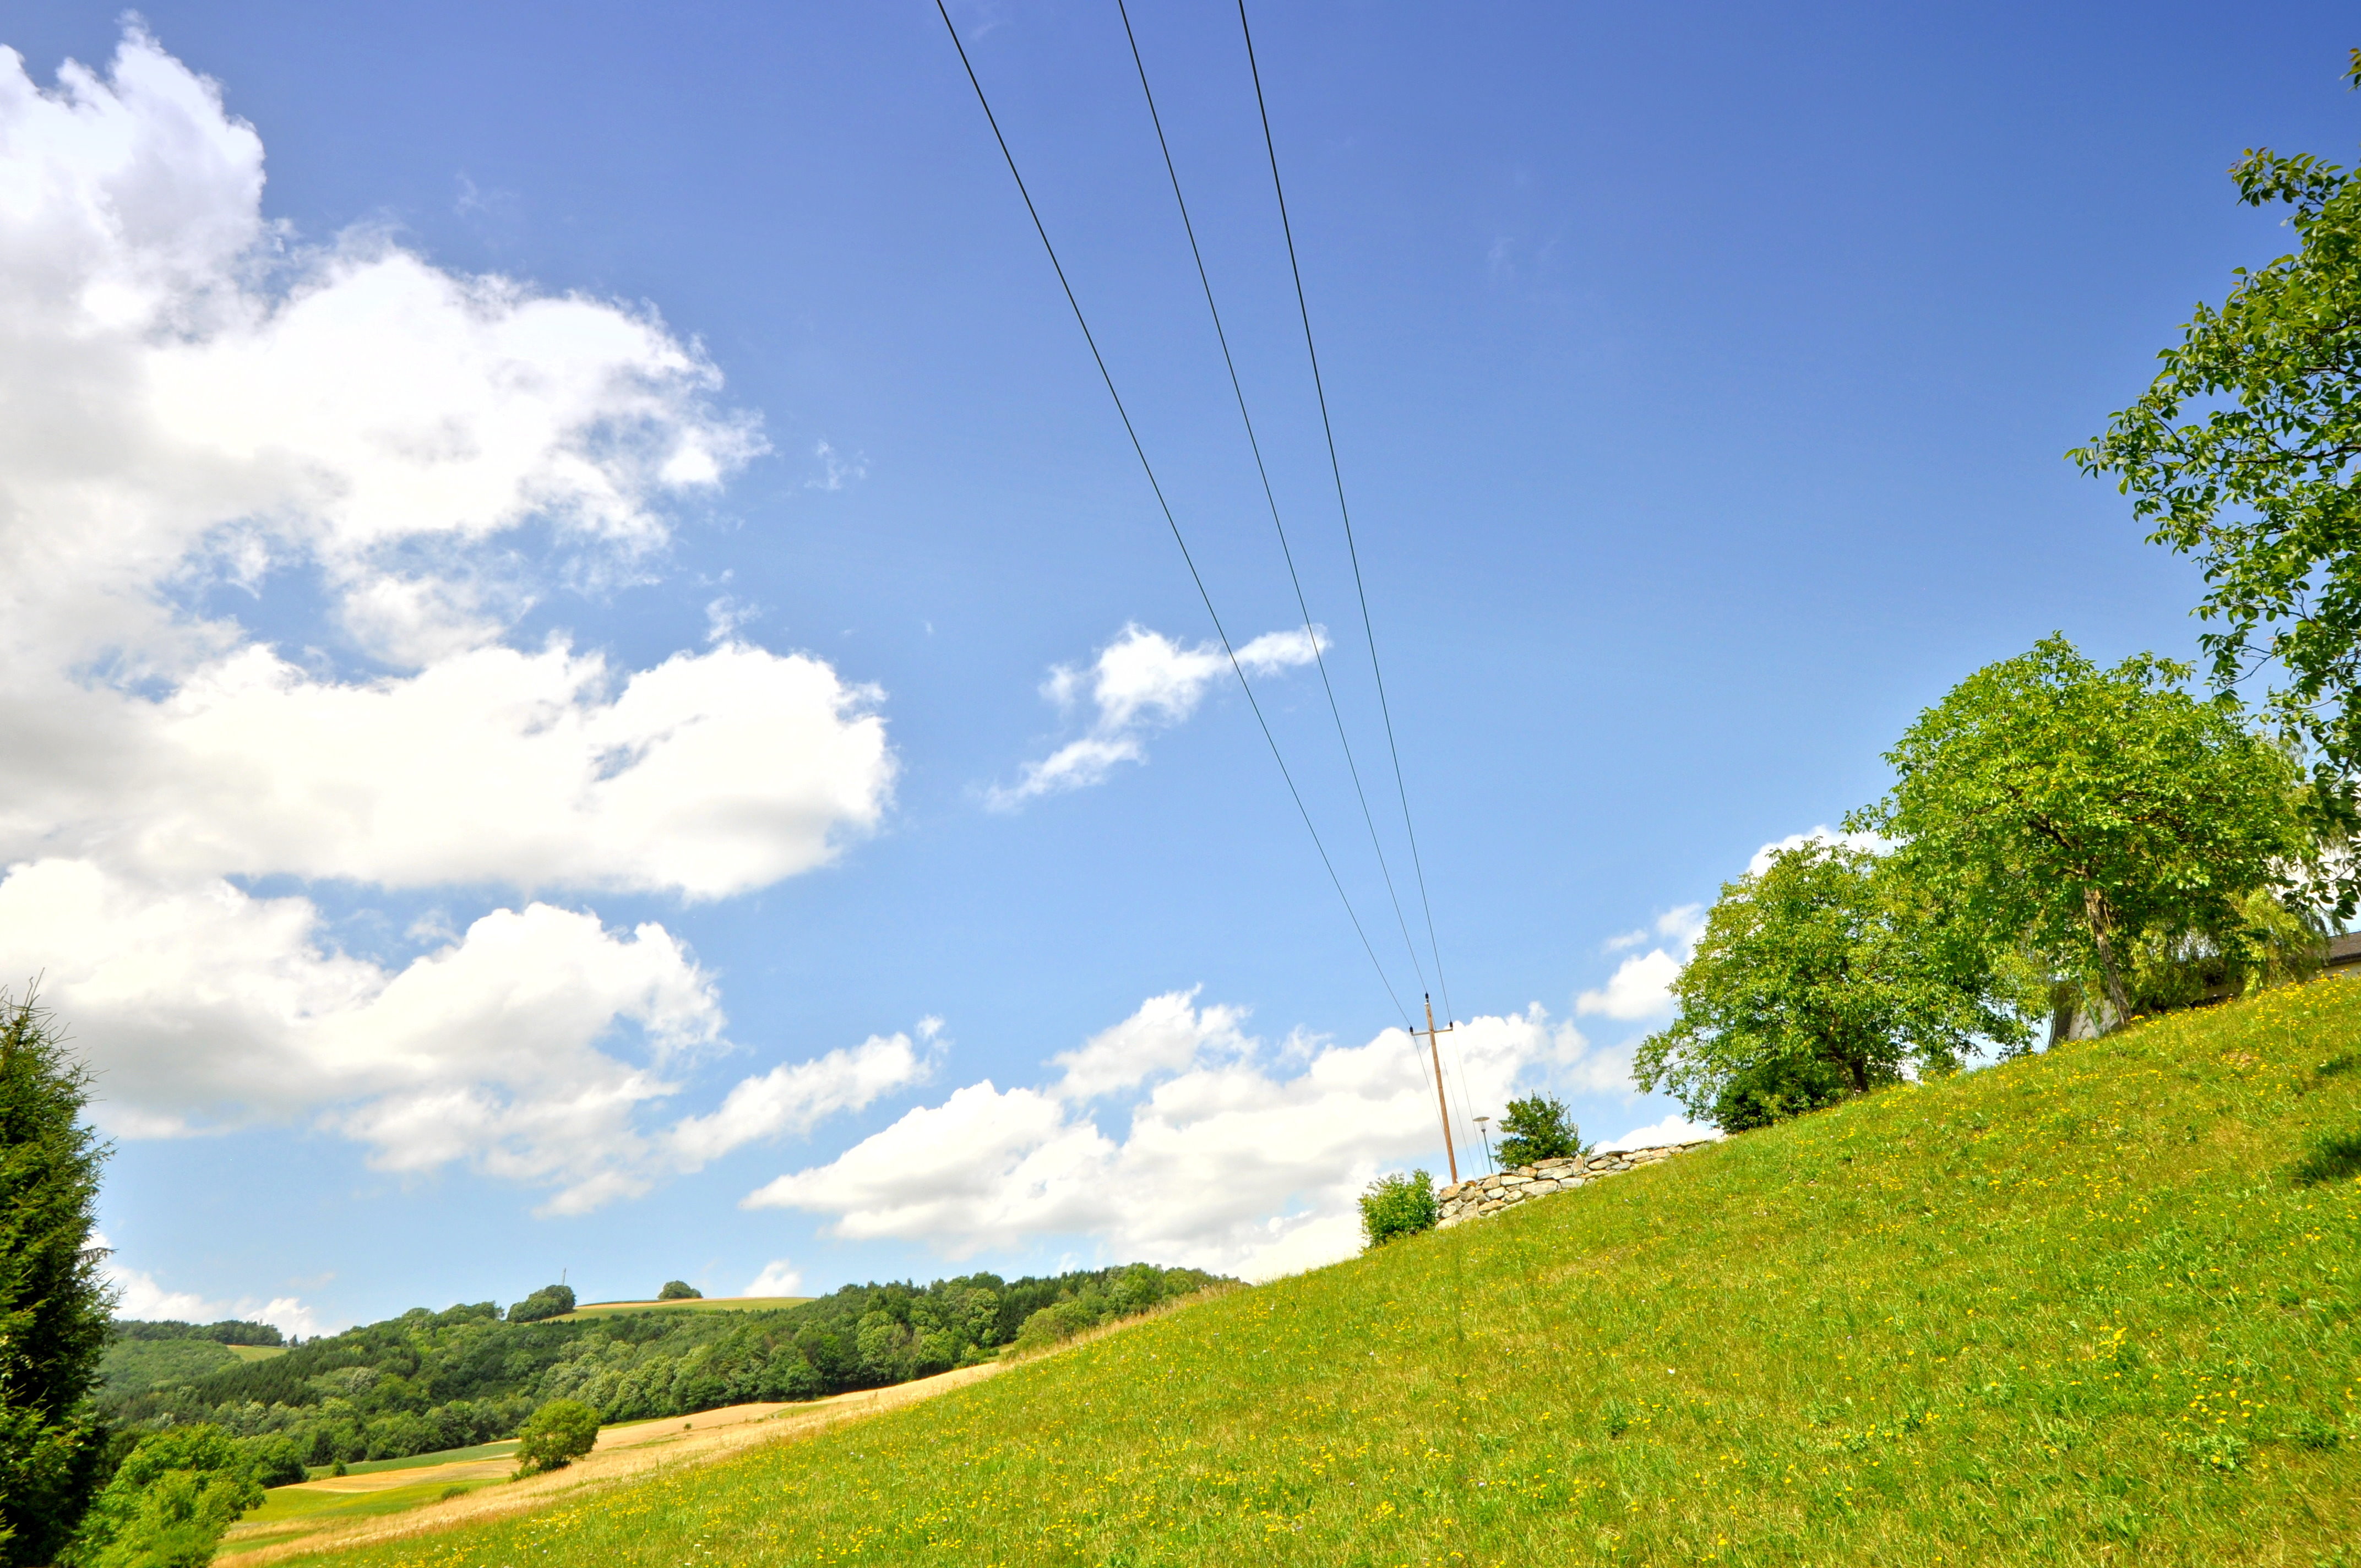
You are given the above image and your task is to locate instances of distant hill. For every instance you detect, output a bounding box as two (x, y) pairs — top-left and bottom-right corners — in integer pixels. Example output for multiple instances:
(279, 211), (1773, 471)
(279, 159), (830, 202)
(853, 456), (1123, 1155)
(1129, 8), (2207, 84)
(294, 978), (2361, 1566)
(104, 1263), (1221, 1471)
(554, 1295), (813, 1320)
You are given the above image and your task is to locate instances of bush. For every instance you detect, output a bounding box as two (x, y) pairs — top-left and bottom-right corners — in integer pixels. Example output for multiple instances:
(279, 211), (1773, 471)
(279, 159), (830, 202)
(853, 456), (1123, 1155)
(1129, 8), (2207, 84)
(1495, 1095), (1584, 1166)
(1359, 1170), (1439, 1249)
(656, 1281), (702, 1300)
(507, 1285), (576, 1324)
(512, 1399), (600, 1476)
(66, 1424), (262, 1568)
(1710, 1054), (1848, 1133)
(1009, 1298), (1103, 1357)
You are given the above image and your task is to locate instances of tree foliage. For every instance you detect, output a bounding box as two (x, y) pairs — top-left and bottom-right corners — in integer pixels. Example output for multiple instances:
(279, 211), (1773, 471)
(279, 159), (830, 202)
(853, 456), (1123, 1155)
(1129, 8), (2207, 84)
(1635, 843), (2032, 1131)
(0, 989), (113, 1566)
(97, 1264), (1224, 1471)
(111, 1320), (282, 1347)
(1358, 1170), (1438, 1249)
(1848, 635), (2320, 1023)
(656, 1281), (702, 1302)
(507, 1284), (575, 1324)
(512, 1399), (599, 1476)
(62, 1425), (259, 1568)
(2071, 50), (2361, 846)
(1494, 1095), (1584, 1167)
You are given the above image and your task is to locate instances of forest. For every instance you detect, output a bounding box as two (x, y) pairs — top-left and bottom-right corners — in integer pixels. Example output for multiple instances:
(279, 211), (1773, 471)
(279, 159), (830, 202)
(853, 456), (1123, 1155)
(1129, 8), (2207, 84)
(99, 1263), (1222, 1478)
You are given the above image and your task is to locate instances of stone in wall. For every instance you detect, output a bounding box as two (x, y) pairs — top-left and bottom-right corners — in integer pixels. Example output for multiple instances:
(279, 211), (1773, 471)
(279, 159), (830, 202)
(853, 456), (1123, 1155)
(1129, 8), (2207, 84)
(1432, 1140), (1718, 1229)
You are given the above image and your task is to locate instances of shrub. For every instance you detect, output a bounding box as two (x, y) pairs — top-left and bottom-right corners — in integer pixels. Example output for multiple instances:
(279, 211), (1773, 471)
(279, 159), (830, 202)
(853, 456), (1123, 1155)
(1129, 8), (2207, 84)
(656, 1281), (703, 1301)
(1359, 1170), (1439, 1249)
(1710, 1054), (1848, 1132)
(65, 1424), (262, 1568)
(1495, 1095), (1584, 1166)
(512, 1400), (600, 1477)
(508, 1285), (576, 1324)
(1009, 1298), (1103, 1358)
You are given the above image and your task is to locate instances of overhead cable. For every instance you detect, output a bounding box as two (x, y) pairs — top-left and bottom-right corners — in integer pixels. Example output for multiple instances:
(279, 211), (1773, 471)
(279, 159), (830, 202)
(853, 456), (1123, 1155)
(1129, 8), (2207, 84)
(1238, 0), (1455, 1023)
(932, 0), (1414, 1031)
(1112, 0), (1434, 1001)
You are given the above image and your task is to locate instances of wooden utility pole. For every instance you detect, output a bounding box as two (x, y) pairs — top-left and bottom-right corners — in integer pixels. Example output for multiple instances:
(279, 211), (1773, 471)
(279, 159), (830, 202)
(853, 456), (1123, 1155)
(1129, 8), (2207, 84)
(1423, 993), (1458, 1185)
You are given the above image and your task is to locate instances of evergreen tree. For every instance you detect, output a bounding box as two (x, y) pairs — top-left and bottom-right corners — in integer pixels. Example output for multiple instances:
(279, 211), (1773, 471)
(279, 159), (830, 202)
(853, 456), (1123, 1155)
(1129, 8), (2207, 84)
(0, 989), (114, 1565)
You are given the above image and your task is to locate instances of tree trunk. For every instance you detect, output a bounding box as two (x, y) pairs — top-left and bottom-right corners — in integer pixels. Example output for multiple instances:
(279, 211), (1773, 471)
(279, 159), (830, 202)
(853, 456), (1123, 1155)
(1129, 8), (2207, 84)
(2082, 885), (2131, 1027)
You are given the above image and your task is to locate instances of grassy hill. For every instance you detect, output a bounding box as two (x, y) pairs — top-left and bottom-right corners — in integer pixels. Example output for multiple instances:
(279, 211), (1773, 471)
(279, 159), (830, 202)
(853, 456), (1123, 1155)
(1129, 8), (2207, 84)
(552, 1295), (813, 1321)
(300, 980), (2360, 1567)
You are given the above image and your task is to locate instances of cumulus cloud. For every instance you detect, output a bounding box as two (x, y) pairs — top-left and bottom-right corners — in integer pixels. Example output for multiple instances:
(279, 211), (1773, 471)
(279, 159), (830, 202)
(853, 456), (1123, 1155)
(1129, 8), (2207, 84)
(991, 623), (1320, 806)
(1576, 950), (1683, 1021)
(744, 1260), (805, 1297)
(0, 28), (902, 1197)
(1747, 825), (1887, 876)
(97, 1235), (334, 1338)
(1581, 828), (1885, 1023)
(1597, 1115), (1721, 1152)
(1050, 989), (1249, 1102)
(1, 639), (891, 899)
(666, 1031), (935, 1169)
(744, 995), (1616, 1280)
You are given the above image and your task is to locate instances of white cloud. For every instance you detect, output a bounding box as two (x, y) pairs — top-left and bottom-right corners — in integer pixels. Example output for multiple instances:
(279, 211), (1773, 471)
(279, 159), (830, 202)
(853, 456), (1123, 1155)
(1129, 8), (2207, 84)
(0, 28), (904, 1199)
(4, 858), (923, 1213)
(1747, 826), (1887, 876)
(1576, 949), (1683, 1020)
(744, 997), (1616, 1280)
(992, 623), (1321, 806)
(2, 639), (893, 900)
(1602, 903), (1705, 952)
(666, 1031), (934, 1169)
(744, 1260), (805, 1297)
(97, 1235), (335, 1338)
(806, 439), (867, 491)
(1598, 1115), (1721, 1153)
(1050, 989), (1249, 1102)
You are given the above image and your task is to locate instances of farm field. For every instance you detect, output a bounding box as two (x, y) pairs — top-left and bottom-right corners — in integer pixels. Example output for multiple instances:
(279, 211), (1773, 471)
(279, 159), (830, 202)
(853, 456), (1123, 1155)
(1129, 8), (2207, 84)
(552, 1295), (813, 1321)
(285, 976), (2361, 1567)
(222, 1374), (1006, 1562)
(228, 1344), (289, 1363)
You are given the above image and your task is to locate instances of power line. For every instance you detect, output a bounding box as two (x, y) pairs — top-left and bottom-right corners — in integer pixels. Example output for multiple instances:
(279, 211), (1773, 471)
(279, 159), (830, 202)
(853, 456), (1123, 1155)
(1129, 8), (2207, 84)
(1111, 0), (1431, 999)
(931, 0), (1413, 1031)
(1238, 0), (1454, 1025)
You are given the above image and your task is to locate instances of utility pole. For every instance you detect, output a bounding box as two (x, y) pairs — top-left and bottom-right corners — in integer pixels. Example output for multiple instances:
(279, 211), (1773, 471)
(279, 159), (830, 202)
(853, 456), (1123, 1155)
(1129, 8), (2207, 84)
(1423, 993), (1458, 1185)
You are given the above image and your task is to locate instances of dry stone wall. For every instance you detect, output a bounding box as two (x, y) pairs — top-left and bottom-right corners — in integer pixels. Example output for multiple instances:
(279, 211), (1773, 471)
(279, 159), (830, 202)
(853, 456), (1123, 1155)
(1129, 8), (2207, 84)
(1435, 1140), (1718, 1228)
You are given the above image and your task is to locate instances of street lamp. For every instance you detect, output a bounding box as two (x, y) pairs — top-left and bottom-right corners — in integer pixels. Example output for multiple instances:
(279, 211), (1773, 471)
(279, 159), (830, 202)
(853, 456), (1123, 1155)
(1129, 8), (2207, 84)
(1473, 1115), (1497, 1176)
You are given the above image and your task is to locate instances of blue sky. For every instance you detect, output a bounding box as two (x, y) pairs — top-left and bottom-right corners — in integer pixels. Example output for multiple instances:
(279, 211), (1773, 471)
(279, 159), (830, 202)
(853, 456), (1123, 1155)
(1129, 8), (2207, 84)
(3, 1), (2352, 1331)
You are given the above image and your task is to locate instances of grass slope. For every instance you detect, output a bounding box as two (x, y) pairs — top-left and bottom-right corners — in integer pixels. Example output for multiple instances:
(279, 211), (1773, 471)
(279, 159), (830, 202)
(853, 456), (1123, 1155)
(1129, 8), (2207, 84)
(306, 982), (2361, 1567)
(552, 1296), (813, 1321)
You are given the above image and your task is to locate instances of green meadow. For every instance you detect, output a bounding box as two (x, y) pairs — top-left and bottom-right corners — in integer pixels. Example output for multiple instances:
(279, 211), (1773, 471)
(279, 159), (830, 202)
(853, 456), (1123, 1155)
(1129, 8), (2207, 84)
(551, 1296), (813, 1321)
(287, 977), (2361, 1567)
(231, 1476), (505, 1554)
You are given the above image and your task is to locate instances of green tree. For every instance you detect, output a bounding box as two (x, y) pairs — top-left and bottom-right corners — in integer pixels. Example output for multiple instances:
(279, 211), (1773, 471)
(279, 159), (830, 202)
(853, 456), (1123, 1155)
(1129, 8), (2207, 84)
(1494, 1095), (1584, 1166)
(1848, 635), (2320, 1024)
(512, 1399), (600, 1476)
(1635, 843), (2031, 1131)
(65, 1424), (260, 1568)
(507, 1284), (576, 1324)
(0, 989), (115, 1566)
(1358, 1170), (1439, 1249)
(656, 1281), (702, 1301)
(2071, 51), (2361, 859)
